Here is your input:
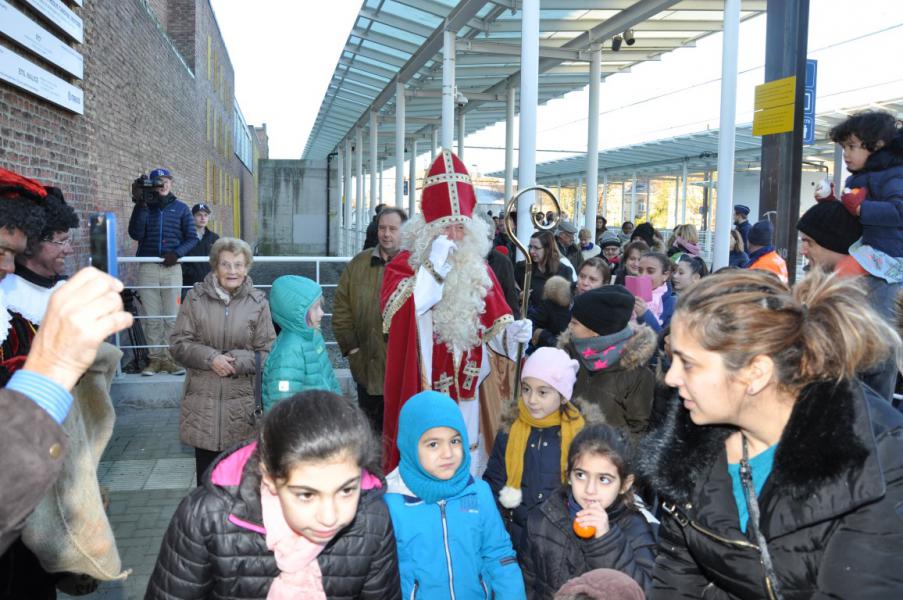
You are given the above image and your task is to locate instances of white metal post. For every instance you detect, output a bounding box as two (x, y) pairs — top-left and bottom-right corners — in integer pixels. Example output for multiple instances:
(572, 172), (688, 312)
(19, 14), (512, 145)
(344, 139), (352, 254)
(673, 176), (680, 229)
(395, 81), (405, 208)
(336, 144), (344, 235)
(833, 144), (844, 192)
(457, 110), (465, 158)
(516, 0), (540, 258)
(504, 86), (515, 203)
(602, 171), (609, 225)
(379, 161), (384, 205)
(681, 159), (688, 224)
(355, 127), (364, 243)
(442, 31), (456, 149)
(408, 138), (417, 216)
(575, 177), (583, 228)
(585, 43), (601, 240)
(630, 172), (638, 221)
(431, 127), (439, 162)
(369, 111), (378, 216)
(713, 0), (740, 270)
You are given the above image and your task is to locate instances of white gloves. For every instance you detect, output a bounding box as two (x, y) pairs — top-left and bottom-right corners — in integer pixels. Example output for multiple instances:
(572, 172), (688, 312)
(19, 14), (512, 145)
(507, 319), (533, 344)
(428, 235), (457, 278)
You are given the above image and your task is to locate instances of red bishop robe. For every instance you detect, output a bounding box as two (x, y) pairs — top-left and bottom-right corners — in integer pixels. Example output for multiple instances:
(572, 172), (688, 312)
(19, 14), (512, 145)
(380, 250), (513, 471)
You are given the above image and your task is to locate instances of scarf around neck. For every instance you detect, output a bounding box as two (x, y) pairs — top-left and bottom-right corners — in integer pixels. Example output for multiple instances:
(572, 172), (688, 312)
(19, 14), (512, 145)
(504, 399), (585, 495)
(260, 482), (327, 600)
(571, 325), (634, 372)
(648, 283), (668, 324)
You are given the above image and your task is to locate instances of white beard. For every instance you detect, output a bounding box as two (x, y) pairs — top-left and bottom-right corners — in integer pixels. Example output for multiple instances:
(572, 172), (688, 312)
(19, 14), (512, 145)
(403, 215), (493, 351)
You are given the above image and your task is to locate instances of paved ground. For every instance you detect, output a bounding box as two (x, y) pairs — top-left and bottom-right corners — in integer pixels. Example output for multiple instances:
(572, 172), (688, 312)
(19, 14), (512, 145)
(60, 405), (194, 600)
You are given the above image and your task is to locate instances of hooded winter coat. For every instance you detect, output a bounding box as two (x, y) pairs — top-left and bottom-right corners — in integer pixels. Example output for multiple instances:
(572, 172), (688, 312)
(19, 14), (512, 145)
(384, 470), (526, 600)
(638, 379), (903, 599)
(483, 397), (602, 554)
(527, 275), (572, 352)
(127, 193), (198, 258)
(521, 490), (657, 599)
(262, 276), (340, 412)
(558, 327), (656, 439)
(145, 443), (401, 600)
(171, 273), (276, 451)
(846, 131), (903, 257)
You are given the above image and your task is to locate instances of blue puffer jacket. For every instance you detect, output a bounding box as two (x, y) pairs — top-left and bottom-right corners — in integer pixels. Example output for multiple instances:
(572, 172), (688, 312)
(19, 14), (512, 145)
(846, 133), (903, 257)
(262, 275), (340, 411)
(384, 470), (526, 600)
(127, 194), (197, 257)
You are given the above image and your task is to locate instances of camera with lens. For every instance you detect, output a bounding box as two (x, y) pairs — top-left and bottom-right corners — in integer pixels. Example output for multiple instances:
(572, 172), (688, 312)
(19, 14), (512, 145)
(131, 173), (163, 206)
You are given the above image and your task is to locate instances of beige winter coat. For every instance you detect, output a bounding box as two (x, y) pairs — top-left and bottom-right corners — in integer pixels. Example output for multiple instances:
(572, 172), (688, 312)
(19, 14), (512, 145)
(171, 273), (276, 451)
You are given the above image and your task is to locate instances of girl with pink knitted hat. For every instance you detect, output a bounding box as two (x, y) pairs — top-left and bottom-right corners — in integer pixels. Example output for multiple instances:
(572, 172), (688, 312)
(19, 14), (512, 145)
(483, 347), (597, 555)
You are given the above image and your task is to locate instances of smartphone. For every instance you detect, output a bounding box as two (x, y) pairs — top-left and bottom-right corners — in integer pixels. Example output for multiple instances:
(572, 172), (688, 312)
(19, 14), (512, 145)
(625, 275), (653, 302)
(90, 212), (118, 278)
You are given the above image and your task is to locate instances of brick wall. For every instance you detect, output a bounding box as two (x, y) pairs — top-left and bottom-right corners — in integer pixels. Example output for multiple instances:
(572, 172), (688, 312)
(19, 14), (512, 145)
(0, 0), (258, 277)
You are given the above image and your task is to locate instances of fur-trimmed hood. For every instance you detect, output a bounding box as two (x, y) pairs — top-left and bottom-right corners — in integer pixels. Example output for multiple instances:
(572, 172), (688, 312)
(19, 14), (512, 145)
(637, 379), (879, 507)
(542, 275), (572, 307)
(496, 388), (605, 433)
(558, 324), (657, 372)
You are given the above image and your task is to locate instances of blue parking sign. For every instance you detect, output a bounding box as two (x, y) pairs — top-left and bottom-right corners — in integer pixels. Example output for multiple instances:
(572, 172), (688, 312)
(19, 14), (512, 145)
(803, 60), (817, 145)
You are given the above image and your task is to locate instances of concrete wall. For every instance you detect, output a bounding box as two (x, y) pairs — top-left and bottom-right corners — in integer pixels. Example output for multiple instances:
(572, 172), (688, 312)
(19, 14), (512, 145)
(257, 159), (330, 255)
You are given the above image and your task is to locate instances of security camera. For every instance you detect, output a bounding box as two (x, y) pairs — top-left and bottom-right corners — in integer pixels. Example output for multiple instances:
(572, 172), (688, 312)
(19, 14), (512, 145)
(455, 91), (469, 107)
(611, 35), (623, 52)
(624, 29), (635, 46)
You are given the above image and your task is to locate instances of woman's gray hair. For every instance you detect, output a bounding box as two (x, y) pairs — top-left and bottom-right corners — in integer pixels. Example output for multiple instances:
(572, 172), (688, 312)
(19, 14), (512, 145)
(209, 237), (253, 269)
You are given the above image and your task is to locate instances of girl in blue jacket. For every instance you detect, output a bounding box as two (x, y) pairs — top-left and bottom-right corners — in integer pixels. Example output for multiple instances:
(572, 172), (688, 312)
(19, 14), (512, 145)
(262, 275), (340, 411)
(385, 391), (526, 599)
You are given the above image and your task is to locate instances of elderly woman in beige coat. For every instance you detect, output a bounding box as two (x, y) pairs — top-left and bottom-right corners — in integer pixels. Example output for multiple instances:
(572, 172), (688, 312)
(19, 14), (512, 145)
(170, 237), (276, 484)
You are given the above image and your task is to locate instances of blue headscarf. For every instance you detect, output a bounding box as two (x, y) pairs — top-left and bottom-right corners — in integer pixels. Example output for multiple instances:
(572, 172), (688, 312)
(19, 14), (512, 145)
(397, 391), (472, 504)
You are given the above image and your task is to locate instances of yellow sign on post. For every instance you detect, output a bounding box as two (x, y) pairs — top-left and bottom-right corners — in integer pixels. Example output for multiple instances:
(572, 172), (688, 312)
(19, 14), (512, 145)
(752, 76), (797, 136)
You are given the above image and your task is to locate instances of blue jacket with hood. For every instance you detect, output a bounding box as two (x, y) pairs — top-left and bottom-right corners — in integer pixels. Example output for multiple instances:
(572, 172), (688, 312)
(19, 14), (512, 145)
(261, 275), (340, 411)
(128, 193), (197, 258)
(384, 391), (526, 600)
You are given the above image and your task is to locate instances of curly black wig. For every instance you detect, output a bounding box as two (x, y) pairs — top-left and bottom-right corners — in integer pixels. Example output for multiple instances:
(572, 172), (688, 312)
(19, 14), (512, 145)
(22, 190), (80, 255)
(0, 196), (45, 241)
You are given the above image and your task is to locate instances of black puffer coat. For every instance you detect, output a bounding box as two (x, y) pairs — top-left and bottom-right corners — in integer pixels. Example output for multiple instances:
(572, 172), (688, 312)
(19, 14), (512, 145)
(638, 379), (903, 599)
(145, 446), (401, 600)
(520, 490), (656, 599)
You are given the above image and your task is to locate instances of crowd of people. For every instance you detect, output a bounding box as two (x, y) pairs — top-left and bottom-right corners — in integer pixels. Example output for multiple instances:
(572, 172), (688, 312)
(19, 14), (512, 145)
(2, 108), (903, 600)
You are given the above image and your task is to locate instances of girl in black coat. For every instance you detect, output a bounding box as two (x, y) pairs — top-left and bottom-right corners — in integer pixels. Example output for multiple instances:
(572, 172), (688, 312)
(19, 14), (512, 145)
(145, 391), (401, 600)
(520, 424), (656, 599)
(640, 269), (903, 599)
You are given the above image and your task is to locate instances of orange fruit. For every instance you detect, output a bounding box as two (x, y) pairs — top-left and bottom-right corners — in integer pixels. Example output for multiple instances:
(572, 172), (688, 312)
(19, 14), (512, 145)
(573, 519), (596, 539)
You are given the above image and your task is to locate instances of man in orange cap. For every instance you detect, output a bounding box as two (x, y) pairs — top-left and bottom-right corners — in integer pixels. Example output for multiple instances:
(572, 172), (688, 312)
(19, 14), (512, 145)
(381, 149), (532, 473)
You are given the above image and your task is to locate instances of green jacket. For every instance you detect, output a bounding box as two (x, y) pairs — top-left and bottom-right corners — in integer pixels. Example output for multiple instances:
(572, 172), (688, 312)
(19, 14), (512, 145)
(262, 275), (340, 411)
(332, 247), (389, 395)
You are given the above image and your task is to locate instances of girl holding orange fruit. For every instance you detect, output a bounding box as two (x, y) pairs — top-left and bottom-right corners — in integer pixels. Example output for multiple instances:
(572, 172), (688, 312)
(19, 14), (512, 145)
(520, 424), (656, 598)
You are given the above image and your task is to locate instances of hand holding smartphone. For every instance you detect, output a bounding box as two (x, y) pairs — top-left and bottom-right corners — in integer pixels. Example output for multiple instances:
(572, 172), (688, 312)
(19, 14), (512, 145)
(89, 212), (118, 278)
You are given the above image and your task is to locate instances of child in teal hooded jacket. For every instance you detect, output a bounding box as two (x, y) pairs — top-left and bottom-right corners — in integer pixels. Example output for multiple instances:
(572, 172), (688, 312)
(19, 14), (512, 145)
(262, 275), (340, 411)
(384, 391), (526, 599)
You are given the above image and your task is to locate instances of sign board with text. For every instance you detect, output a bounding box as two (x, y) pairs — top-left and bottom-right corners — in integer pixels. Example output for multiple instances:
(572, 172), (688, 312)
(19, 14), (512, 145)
(803, 59), (817, 145)
(23, 0), (83, 43)
(0, 44), (83, 114)
(0, 0), (83, 78)
(753, 76), (796, 137)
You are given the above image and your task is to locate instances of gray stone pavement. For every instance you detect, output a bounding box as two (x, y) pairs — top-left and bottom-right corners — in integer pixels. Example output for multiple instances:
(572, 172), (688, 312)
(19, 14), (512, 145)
(60, 404), (194, 600)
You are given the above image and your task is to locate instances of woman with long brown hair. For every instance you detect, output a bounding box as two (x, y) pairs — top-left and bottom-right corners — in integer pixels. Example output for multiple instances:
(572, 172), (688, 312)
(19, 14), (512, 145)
(640, 269), (903, 599)
(515, 230), (574, 312)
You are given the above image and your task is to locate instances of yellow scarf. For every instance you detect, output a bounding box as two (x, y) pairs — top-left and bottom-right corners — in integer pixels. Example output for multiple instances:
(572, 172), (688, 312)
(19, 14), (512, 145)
(504, 399), (585, 491)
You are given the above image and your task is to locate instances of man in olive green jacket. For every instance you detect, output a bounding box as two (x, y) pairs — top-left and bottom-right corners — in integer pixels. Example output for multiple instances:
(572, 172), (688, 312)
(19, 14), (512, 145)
(333, 207), (406, 433)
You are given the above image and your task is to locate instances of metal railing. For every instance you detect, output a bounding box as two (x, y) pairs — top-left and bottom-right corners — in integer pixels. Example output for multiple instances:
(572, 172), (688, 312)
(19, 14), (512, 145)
(113, 255), (351, 375)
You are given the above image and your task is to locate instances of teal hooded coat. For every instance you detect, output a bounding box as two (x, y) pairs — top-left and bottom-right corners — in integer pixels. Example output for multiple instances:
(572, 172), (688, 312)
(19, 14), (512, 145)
(261, 275), (340, 411)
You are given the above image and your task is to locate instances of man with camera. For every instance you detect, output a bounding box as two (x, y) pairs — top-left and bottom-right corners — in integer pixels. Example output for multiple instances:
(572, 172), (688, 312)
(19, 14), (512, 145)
(128, 168), (197, 375)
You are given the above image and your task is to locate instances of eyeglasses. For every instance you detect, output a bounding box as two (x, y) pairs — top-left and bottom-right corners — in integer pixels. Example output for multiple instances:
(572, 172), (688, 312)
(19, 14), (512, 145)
(218, 261), (247, 272)
(44, 238), (72, 247)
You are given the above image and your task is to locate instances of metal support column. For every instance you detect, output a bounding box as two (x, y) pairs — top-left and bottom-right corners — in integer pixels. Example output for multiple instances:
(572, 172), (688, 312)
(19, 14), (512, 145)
(504, 86), (515, 203)
(602, 171), (609, 224)
(833, 144), (844, 192)
(681, 160), (688, 224)
(585, 43), (601, 240)
(395, 82), (405, 208)
(369, 111), (378, 215)
(344, 139), (352, 253)
(355, 128), (364, 242)
(408, 138), (417, 216)
(713, 0), (740, 270)
(673, 176), (679, 229)
(630, 172), (638, 221)
(757, 0), (810, 281)
(457, 110), (465, 158)
(575, 177), (583, 227)
(516, 0), (540, 258)
(336, 144), (344, 235)
(442, 31), (456, 149)
(431, 127), (439, 162)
